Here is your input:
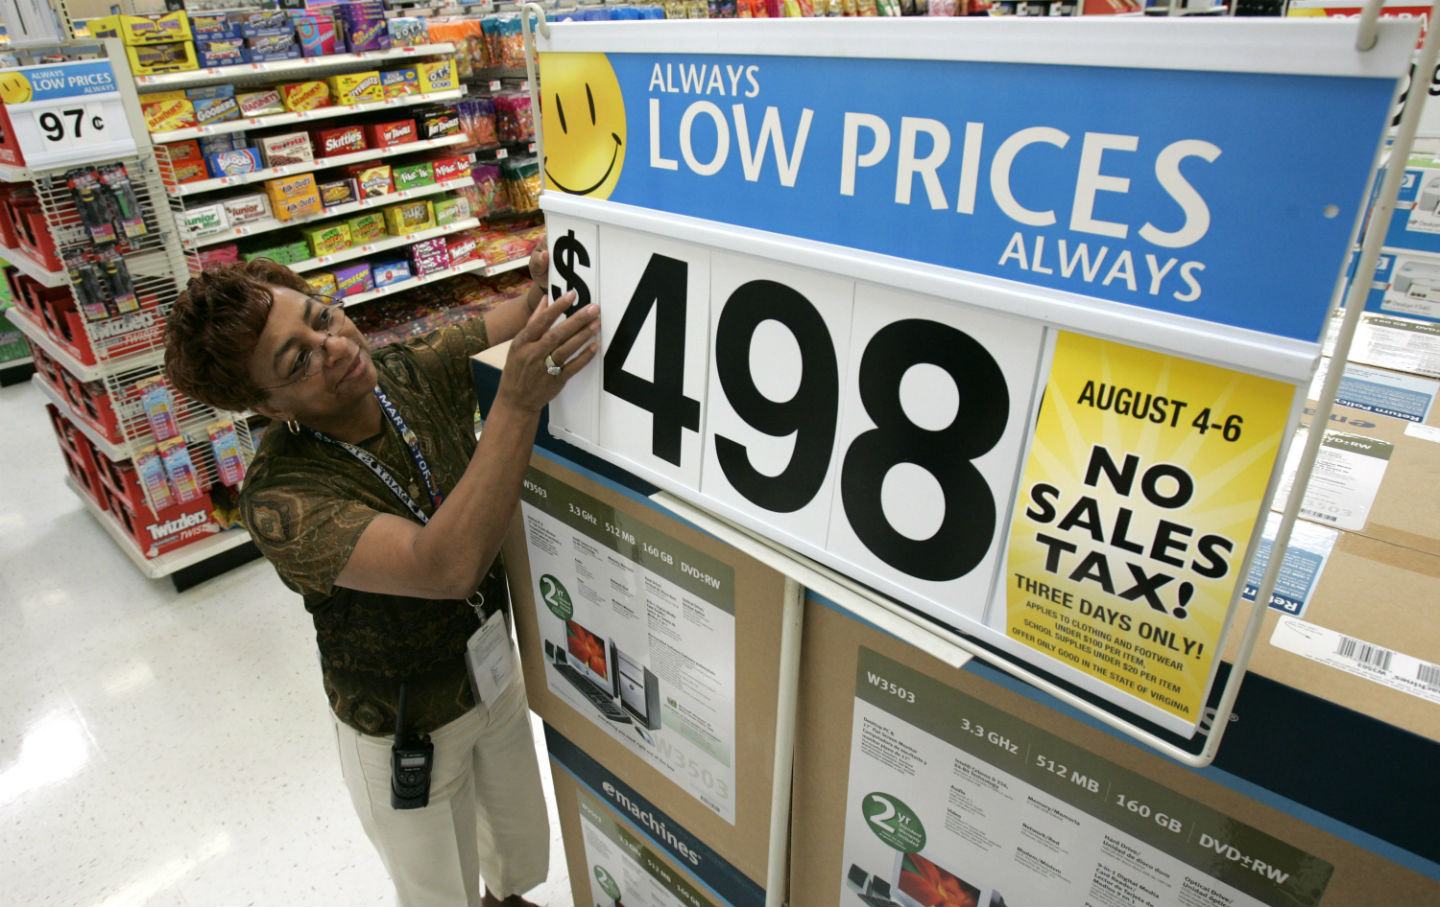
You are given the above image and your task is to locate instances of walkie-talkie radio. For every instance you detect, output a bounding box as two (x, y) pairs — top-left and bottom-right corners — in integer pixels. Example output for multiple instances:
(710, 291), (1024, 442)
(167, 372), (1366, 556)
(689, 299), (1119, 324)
(390, 682), (433, 810)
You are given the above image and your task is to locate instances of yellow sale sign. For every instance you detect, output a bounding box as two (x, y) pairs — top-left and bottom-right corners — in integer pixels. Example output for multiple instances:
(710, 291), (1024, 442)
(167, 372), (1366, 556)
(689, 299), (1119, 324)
(1006, 333), (1293, 722)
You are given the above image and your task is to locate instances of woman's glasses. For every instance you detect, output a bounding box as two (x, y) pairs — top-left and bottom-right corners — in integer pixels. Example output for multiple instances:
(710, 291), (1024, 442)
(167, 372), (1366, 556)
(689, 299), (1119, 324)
(259, 295), (345, 390)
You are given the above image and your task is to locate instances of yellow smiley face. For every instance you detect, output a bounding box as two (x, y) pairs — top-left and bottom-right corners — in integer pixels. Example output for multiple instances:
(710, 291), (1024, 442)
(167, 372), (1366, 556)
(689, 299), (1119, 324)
(540, 52), (625, 200)
(0, 71), (33, 106)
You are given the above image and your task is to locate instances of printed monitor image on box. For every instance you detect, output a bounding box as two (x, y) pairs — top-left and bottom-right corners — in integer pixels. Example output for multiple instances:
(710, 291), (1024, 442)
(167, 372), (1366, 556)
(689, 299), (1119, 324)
(495, 441), (791, 886)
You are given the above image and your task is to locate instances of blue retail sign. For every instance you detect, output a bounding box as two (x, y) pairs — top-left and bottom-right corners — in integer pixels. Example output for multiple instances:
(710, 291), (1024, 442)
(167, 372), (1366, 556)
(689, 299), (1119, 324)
(542, 26), (1408, 341)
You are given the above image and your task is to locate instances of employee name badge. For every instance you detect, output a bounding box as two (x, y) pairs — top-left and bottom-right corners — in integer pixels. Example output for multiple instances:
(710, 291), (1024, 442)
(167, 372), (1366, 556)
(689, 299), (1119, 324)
(466, 610), (517, 705)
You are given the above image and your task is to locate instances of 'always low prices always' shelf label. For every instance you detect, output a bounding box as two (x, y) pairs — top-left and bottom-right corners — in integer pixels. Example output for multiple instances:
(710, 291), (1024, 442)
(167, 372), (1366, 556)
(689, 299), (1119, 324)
(535, 19), (1415, 735)
(0, 61), (136, 170)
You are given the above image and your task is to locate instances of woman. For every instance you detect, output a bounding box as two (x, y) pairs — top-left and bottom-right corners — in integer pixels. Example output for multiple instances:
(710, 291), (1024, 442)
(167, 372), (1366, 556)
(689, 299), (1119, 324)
(164, 249), (599, 907)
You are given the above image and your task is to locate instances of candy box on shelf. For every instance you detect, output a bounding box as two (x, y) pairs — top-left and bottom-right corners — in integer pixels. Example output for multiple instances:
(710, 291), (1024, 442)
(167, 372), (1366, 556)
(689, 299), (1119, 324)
(294, 15), (338, 57)
(189, 89), (240, 127)
(232, 9), (294, 38)
(380, 68), (420, 98)
(349, 164), (393, 199)
(408, 236), (450, 276)
(313, 124), (367, 158)
(387, 17), (429, 45)
(302, 222), (352, 257)
(183, 203), (228, 236)
(200, 133), (246, 155)
(89, 11), (191, 45)
(103, 480), (222, 559)
(246, 33), (301, 63)
(427, 154), (471, 184)
(415, 106), (460, 139)
(318, 178), (359, 209)
(447, 231), (479, 265)
(384, 199), (434, 236)
(125, 41), (198, 76)
(333, 262), (375, 297)
(371, 258), (412, 288)
(140, 91), (195, 133)
(257, 132), (313, 168)
(221, 193), (272, 227)
(308, 271), (338, 296)
(347, 211), (386, 243)
(206, 148), (262, 179)
(343, 17), (391, 54)
(417, 60), (458, 94)
(327, 71), (383, 107)
(159, 140), (208, 185)
(238, 88), (285, 119)
(264, 174), (323, 221)
(281, 81), (331, 112)
(195, 39), (248, 68)
(190, 13), (240, 39)
(46, 404), (101, 501)
(364, 119), (417, 150)
(392, 161), (434, 193)
(433, 193), (471, 226)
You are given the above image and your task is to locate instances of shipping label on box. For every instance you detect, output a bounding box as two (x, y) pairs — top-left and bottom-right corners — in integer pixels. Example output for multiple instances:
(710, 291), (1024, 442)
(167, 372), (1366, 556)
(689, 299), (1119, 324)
(314, 125), (367, 158)
(281, 81), (331, 112)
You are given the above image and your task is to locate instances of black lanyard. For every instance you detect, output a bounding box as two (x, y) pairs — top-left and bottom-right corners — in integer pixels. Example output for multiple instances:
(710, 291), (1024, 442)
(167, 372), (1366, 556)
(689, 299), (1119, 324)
(303, 386), (442, 524)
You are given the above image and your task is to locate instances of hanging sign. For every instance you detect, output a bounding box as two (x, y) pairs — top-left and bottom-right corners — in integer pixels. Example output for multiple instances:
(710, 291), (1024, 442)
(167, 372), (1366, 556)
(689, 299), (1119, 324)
(0, 60), (136, 171)
(537, 18), (1415, 735)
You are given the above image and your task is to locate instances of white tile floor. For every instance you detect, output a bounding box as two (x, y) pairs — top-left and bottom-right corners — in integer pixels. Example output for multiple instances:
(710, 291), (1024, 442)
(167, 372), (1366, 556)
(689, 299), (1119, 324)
(0, 377), (573, 907)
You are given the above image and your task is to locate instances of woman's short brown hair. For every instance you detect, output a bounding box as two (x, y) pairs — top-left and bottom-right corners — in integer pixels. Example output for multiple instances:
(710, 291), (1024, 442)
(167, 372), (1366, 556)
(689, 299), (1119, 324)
(165, 260), (314, 411)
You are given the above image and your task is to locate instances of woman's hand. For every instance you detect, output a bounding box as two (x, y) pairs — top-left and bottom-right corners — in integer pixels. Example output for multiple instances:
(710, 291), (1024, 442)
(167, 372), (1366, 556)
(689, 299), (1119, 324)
(525, 243), (549, 314)
(497, 288), (599, 414)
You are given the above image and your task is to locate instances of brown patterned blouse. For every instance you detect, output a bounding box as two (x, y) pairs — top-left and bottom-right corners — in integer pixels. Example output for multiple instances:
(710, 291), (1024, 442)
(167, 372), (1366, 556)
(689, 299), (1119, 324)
(239, 319), (509, 736)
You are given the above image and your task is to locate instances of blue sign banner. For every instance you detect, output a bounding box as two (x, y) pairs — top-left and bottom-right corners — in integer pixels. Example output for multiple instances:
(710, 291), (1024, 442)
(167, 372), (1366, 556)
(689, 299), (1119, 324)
(4, 61), (119, 103)
(541, 51), (1398, 342)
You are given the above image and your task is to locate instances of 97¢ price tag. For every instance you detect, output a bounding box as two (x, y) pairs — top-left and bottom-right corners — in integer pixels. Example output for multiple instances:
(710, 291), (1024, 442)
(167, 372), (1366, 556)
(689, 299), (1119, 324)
(32, 102), (110, 151)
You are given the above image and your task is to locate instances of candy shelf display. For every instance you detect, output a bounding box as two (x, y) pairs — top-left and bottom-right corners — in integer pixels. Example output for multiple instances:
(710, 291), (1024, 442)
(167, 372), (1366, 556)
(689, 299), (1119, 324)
(0, 141), (255, 575)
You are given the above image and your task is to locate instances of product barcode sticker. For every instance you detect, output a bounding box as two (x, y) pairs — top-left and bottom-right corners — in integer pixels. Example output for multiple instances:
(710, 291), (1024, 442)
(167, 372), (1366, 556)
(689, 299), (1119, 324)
(1271, 616), (1440, 704)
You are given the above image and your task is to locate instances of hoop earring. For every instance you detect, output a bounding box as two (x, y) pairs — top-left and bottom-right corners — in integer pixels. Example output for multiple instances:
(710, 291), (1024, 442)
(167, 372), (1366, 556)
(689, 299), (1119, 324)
(286, 419), (301, 435)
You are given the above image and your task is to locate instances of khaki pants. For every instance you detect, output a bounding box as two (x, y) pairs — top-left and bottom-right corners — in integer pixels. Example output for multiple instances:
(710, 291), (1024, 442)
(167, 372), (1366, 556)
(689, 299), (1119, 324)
(333, 679), (550, 907)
